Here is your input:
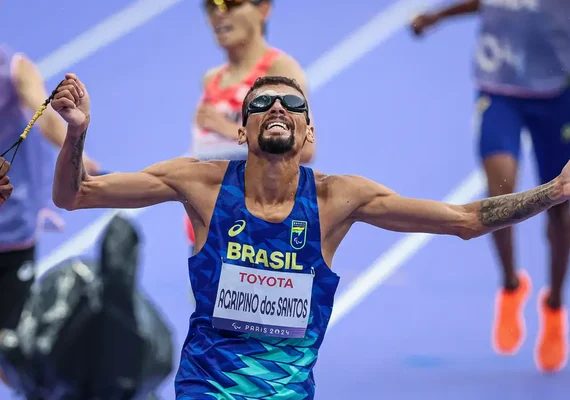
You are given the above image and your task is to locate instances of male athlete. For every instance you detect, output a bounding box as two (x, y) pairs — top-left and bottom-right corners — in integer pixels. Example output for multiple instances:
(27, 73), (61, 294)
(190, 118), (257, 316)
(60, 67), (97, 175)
(51, 73), (570, 399)
(187, 0), (313, 247)
(0, 158), (12, 206)
(411, 0), (570, 372)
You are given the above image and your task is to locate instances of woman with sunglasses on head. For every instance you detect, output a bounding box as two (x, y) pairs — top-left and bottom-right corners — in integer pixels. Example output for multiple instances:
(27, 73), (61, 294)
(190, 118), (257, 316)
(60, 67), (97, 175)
(186, 0), (315, 249)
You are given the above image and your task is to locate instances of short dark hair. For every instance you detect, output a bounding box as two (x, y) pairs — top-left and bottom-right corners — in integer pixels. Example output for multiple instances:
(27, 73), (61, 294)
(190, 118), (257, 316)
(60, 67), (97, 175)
(241, 75), (306, 122)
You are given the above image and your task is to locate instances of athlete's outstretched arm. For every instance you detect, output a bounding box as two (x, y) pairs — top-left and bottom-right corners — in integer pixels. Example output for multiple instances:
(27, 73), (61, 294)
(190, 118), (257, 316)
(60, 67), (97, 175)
(345, 173), (566, 240)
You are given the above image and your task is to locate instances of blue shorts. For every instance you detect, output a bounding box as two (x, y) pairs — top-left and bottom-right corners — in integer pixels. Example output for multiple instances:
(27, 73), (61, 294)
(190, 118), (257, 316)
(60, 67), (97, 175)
(476, 87), (570, 184)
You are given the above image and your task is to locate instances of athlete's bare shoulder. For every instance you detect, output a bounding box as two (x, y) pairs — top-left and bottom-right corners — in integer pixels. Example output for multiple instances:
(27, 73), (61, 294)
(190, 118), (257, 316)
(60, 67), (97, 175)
(160, 157), (229, 190)
(313, 171), (361, 199)
(159, 157), (229, 220)
(202, 65), (224, 88)
(313, 171), (354, 220)
(267, 52), (307, 91)
(313, 171), (395, 224)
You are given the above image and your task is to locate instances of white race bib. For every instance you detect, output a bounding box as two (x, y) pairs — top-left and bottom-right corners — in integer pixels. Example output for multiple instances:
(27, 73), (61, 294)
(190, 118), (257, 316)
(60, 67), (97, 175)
(212, 263), (314, 338)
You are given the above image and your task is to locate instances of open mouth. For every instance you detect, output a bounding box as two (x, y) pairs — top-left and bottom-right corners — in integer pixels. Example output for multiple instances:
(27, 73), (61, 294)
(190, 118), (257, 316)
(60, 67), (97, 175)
(263, 120), (291, 134)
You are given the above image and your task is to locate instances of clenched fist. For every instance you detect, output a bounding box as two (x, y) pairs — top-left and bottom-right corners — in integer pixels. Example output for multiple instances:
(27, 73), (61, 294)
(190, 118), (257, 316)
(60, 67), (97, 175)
(0, 157), (13, 206)
(51, 73), (90, 128)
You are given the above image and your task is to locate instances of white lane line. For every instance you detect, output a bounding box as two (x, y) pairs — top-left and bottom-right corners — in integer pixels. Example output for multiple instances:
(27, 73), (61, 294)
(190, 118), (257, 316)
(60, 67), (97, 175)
(38, 0), (185, 80)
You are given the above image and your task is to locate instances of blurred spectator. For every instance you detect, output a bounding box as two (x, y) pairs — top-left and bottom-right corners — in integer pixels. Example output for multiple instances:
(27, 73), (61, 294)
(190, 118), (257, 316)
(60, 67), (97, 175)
(0, 43), (100, 390)
(411, 0), (570, 372)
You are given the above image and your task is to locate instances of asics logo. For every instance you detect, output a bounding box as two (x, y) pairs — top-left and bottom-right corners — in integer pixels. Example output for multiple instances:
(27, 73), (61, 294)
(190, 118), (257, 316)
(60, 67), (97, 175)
(228, 220), (246, 237)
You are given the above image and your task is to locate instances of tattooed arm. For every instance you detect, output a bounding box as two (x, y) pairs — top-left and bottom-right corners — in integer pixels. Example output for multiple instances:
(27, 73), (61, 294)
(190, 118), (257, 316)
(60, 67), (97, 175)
(341, 174), (564, 240)
(473, 180), (561, 230)
(52, 121), (89, 203)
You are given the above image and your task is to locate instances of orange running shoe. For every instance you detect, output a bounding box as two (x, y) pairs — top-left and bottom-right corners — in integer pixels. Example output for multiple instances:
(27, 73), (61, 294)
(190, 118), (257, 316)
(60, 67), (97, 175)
(534, 288), (568, 373)
(491, 269), (532, 355)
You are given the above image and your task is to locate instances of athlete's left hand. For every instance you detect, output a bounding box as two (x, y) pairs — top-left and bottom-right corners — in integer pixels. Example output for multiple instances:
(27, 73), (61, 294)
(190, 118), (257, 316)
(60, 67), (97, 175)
(196, 104), (233, 135)
(0, 157), (13, 207)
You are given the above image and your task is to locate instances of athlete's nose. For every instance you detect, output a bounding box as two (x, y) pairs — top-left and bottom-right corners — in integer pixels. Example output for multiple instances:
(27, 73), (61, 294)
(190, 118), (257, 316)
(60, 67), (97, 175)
(268, 99), (286, 116)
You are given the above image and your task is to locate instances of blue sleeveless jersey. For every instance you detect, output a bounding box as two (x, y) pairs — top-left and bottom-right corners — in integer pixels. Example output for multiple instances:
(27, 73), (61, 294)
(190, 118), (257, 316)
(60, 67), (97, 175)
(474, 0), (570, 96)
(175, 160), (340, 399)
(0, 44), (58, 253)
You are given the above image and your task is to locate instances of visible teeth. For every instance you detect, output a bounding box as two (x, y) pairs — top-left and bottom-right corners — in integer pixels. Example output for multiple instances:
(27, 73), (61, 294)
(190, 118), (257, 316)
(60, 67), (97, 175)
(267, 122), (287, 130)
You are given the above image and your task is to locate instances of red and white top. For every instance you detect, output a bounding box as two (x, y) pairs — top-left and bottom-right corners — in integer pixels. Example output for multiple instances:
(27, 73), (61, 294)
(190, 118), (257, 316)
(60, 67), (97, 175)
(191, 48), (281, 160)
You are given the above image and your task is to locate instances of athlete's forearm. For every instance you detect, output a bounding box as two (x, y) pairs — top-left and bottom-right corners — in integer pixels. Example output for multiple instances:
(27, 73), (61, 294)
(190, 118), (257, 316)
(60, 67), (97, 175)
(434, 0), (479, 20)
(462, 177), (563, 239)
(52, 121), (90, 209)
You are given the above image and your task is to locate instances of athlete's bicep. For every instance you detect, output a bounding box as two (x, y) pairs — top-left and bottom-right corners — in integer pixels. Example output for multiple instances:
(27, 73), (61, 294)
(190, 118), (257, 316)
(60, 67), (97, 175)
(347, 176), (471, 237)
(71, 159), (185, 210)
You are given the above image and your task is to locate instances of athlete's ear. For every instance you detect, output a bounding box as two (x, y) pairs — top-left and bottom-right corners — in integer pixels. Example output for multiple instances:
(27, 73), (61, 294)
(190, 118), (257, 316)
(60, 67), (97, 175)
(238, 126), (247, 145)
(305, 125), (315, 144)
(257, 1), (271, 21)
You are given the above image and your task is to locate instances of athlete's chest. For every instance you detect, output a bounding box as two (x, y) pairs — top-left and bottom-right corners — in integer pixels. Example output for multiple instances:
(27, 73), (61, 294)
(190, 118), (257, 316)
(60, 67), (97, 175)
(224, 215), (311, 258)
(213, 215), (318, 336)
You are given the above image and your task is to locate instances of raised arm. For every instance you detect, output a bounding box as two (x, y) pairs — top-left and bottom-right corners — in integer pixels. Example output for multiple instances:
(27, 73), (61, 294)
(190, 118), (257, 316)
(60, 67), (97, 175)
(51, 73), (196, 211)
(411, 0), (479, 36)
(345, 171), (567, 240)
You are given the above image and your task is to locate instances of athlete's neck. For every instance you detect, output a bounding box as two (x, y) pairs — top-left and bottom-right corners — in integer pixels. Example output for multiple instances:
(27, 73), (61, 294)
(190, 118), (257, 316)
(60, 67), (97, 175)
(226, 36), (269, 72)
(244, 156), (300, 206)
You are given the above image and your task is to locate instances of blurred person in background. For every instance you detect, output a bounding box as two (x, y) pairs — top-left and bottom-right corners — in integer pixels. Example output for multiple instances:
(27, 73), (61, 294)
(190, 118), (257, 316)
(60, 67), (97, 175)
(185, 0), (314, 248)
(0, 44), (99, 388)
(411, 0), (570, 372)
(0, 158), (13, 206)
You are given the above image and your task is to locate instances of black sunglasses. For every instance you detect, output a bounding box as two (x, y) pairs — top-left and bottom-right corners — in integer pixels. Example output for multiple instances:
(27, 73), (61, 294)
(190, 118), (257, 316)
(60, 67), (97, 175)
(242, 94), (310, 126)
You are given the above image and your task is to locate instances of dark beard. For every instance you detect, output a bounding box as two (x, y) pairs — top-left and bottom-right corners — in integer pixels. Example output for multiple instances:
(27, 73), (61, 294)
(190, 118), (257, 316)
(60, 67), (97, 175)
(257, 128), (295, 154)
